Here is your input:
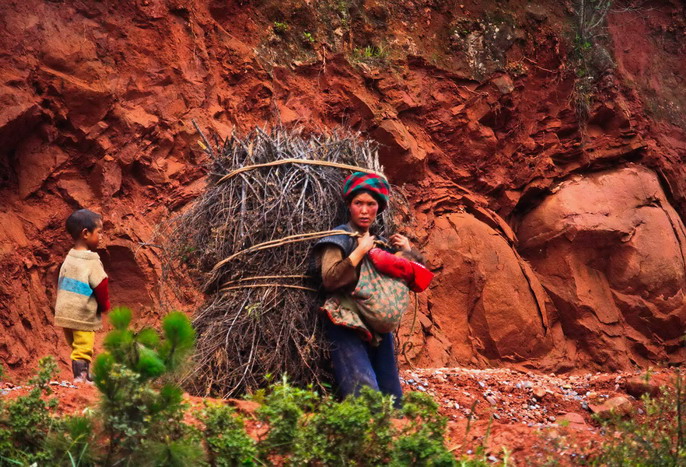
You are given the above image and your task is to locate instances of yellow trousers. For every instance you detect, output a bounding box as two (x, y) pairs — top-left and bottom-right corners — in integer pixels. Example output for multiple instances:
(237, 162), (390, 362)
(63, 329), (95, 361)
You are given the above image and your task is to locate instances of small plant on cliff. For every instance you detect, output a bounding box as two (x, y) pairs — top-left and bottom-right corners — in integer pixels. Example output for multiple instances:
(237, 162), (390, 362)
(93, 307), (203, 465)
(592, 374), (686, 465)
(351, 45), (388, 66)
(302, 31), (315, 44)
(505, 60), (528, 78)
(569, 0), (615, 125)
(0, 356), (58, 465)
(273, 21), (289, 35)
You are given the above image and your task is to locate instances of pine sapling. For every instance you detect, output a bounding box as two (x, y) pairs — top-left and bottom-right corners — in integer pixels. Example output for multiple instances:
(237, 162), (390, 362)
(92, 307), (203, 466)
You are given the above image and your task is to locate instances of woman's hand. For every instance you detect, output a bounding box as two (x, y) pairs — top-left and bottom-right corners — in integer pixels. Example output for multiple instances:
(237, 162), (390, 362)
(390, 233), (412, 252)
(357, 232), (376, 254)
(349, 232), (375, 267)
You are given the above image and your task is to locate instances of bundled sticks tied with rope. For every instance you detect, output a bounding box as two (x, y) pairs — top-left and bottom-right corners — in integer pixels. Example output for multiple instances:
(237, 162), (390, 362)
(164, 127), (399, 397)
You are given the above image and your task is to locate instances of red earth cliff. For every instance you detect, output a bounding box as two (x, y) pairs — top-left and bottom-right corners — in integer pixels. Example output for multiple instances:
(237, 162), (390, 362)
(0, 0), (685, 378)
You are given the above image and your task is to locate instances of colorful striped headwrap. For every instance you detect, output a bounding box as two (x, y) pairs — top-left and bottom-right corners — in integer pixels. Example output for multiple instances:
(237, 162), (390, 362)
(342, 172), (390, 212)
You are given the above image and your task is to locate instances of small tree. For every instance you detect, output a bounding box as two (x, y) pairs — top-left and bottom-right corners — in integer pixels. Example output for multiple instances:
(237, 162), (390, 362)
(92, 307), (203, 466)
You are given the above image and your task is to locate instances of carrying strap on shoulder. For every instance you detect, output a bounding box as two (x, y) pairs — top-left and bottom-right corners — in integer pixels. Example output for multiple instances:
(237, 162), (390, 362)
(313, 224), (357, 256)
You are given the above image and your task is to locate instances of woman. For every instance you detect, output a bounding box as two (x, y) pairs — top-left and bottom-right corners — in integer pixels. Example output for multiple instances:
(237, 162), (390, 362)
(314, 172), (416, 406)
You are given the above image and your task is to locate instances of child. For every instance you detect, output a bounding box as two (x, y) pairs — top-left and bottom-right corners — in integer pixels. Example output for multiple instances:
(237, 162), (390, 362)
(54, 209), (110, 383)
(367, 247), (434, 293)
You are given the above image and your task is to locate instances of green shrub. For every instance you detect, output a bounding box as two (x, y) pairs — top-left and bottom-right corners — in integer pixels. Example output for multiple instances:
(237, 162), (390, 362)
(0, 356), (59, 465)
(138, 437), (206, 467)
(291, 388), (395, 465)
(253, 379), (455, 466)
(0, 311), (460, 466)
(254, 376), (319, 457)
(202, 404), (258, 466)
(47, 415), (98, 466)
(592, 375), (686, 466)
(391, 392), (456, 466)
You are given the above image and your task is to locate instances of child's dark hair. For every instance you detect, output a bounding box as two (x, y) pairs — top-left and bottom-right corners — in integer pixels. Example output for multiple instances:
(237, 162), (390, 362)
(66, 209), (102, 239)
(399, 249), (426, 265)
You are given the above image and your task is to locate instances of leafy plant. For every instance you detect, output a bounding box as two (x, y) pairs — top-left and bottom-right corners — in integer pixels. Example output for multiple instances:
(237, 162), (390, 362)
(48, 415), (98, 467)
(291, 388), (395, 465)
(391, 392), (456, 466)
(302, 31), (315, 43)
(93, 307), (203, 466)
(273, 21), (289, 34)
(254, 376), (319, 457)
(569, 0), (615, 124)
(0, 311), (463, 466)
(592, 374), (686, 465)
(202, 404), (258, 466)
(180, 245), (198, 264)
(0, 356), (58, 465)
(254, 379), (455, 465)
(352, 45), (387, 63)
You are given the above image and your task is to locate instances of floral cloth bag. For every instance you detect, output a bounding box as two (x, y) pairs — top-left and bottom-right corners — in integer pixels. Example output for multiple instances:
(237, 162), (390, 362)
(321, 258), (409, 342)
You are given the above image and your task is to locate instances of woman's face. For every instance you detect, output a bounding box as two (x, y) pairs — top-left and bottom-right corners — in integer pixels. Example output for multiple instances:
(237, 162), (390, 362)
(348, 192), (379, 231)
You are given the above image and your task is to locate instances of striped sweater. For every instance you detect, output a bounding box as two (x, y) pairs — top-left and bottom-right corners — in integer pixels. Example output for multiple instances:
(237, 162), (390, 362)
(54, 249), (110, 331)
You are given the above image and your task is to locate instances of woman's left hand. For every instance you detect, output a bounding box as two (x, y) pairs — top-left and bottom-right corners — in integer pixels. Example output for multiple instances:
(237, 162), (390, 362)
(390, 233), (412, 252)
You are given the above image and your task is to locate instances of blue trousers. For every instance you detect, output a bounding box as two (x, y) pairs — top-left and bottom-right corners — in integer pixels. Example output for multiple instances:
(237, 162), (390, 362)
(324, 319), (403, 407)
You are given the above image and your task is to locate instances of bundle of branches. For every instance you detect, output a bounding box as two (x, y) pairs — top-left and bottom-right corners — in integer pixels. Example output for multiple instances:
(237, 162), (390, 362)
(165, 127), (399, 397)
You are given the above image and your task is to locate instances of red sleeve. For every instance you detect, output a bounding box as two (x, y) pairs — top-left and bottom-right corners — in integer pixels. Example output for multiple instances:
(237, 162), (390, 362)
(93, 277), (111, 313)
(409, 262), (434, 293)
(368, 248), (435, 292)
(367, 248), (414, 283)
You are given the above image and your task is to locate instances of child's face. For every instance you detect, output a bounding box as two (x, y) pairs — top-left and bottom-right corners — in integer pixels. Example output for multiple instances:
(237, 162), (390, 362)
(83, 221), (103, 250)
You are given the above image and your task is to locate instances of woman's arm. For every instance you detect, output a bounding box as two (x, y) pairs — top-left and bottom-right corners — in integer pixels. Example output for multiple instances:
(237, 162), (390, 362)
(319, 233), (376, 291)
(320, 246), (357, 291)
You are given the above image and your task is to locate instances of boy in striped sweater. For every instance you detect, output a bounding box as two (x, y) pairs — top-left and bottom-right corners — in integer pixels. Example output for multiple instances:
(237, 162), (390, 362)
(54, 209), (110, 383)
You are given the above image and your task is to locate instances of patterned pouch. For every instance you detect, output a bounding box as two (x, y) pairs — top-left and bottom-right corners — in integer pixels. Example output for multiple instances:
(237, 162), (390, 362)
(352, 258), (410, 333)
(321, 294), (374, 342)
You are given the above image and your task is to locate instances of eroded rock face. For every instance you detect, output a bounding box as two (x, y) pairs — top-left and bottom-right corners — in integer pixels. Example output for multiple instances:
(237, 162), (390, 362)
(430, 213), (563, 364)
(401, 192), (568, 369)
(517, 165), (686, 368)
